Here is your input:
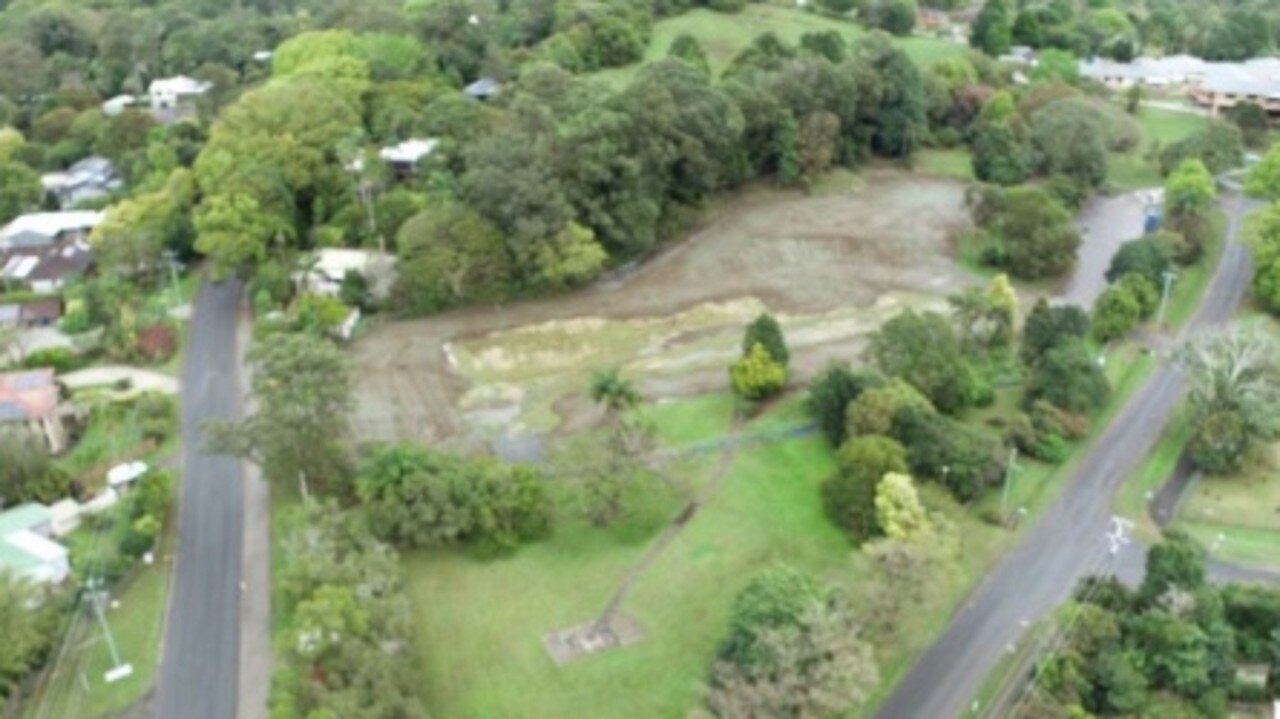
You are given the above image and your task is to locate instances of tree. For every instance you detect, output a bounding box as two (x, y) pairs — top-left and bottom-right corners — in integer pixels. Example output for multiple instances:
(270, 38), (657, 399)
(206, 333), (353, 496)
(1091, 282), (1143, 343)
(847, 379), (935, 437)
(1021, 298), (1090, 366)
(742, 313), (789, 367)
(707, 602), (879, 719)
(1246, 142), (1280, 201)
(1246, 203), (1280, 313)
(971, 0), (1013, 56)
(0, 429), (62, 506)
(0, 161), (40, 225)
(590, 368), (641, 416)
(1186, 409), (1250, 475)
(870, 0), (918, 36)
(392, 201), (514, 314)
(718, 566), (833, 667)
(867, 310), (979, 414)
(1030, 99), (1108, 187)
(799, 31), (847, 63)
(1031, 49), (1080, 85)
(1175, 323), (1280, 471)
(668, 34), (710, 75)
(775, 112), (800, 186)
(1027, 340), (1110, 414)
(806, 364), (882, 446)
(949, 274), (1017, 349)
(1140, 530), (1206, 604)
(972, 115), (1031, 186)
(1115, 273), (1159, 320)
(0, 572), (59, 700)
(1106, 237), (1175, 287)
(822, 434), (908, 543)
(995, 187), (1082, 279)
(355, 444), (552, 551)
(1159, 121), (1243, 176)
(890, 406), (1000, 501)
(796, 111), (841, 182)
(730, 343), (788, 401)
(874, 472), (929, 540)
(1225, 102), (1270, 149)
(534, 222), (607, 289)
(1164, 158), (1217, 221)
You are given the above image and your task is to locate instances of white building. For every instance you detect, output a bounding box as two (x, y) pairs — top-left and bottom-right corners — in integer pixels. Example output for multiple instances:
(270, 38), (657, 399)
(298, 248), (397, 299)
(0, 210), (104, 250)
(0, 504), (70, 585)
(148, 75), (212, 110)
(101, 94), (136, 117)
(378, 138), (438, 175)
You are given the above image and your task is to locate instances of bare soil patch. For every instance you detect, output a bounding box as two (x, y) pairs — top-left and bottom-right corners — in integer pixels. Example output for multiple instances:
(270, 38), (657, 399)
(351, 170), (975, 444)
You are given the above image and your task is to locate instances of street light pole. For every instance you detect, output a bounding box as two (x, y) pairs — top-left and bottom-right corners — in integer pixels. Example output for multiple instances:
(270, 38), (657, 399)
(1156, 269), (1177, 328)
(86, 578), (133, 683)
(1000, 447), (1019, 518)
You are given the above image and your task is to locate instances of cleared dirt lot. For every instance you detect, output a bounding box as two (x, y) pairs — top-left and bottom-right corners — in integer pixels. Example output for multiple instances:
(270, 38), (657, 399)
(351, 170), (977, 445)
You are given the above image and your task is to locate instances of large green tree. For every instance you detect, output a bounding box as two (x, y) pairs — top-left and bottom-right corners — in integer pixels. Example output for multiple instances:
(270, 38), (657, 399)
(868, 310), (979, 414)
(206, 333), (353, 496)
(995, 187), (1082, 280)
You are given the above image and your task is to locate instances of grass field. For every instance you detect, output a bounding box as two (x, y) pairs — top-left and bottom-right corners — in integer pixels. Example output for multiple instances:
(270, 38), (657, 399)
(598, 5), (965, 85)
(406, 391), (1014, 719)
(18, 557), (172, 719)
(1108, 107), (1209, 191)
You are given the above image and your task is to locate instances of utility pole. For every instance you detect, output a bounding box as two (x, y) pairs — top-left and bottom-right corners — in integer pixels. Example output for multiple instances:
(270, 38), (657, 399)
(1000, 447), (1019, 518)
(86, 578), (133, 684)
(1156, 269), (1177, 328)
(162, 249), (181, 309)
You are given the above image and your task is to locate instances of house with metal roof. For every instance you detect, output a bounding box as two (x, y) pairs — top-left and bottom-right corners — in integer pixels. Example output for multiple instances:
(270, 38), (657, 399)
(1, 239), (94, 294)
(41, 156), (123, 209)
(464, 77), (501, 100)
(378, 138), (439, 176)
(148, 75), (212, 124)
(0, 368), (66, 454)
(0, 503), (69, 585)
(0, 210), (103, 250)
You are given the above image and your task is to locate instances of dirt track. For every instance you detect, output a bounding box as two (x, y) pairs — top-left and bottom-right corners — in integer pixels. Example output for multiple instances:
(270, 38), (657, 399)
(351, 170), (977, 445)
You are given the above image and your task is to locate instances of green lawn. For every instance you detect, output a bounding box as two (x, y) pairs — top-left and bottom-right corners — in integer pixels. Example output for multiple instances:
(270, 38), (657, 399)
(405, 393), (1009, 719)
(915, 147), (975, 181)
(18, 560), (171, 719)
(598, 5), (964, 85)
(1107, 107), (1208, 191)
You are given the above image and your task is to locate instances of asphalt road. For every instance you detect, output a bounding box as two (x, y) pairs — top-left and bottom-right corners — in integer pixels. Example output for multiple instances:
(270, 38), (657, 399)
(155, 280), (244, 719)
(875, 195), (1259, 719)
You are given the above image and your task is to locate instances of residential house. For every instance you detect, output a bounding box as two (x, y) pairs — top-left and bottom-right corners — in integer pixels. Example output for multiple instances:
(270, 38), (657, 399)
(998, 46), (1037, 66)
(298, 248), (396, 299)
(0, 503), (69, 585)
(0, 210), (103, 251)
(101, 94), (136, 117)
(1, 240), (94, 294)
(0, 298), (62, 329)
(148, 75), (212, 124)
(464, 77), (502, 101)
(1078, 55), (1280, 117)
(378, 138), (438, 177)
(0, 368), (67, 454)
(41, 156), (123, 209)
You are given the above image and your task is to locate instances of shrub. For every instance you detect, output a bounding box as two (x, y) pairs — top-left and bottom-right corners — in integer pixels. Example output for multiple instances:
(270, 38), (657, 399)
(1188, 410), (1250, 475)
(806, 365), (883, 446)
(846, 379), (933, 437)
(119, 515), (160, 558)
(1106, 237), (1175, 287)
(1026, 340), (1110, 414)
(20, 347), (84, 373)
(730, 343), (787, 402)
(742, 313), (789, 367)
(1092, 283), (1142, 343)
(135, 393), (177, 443)
(1020, 298), (1090, 366)
(136, 324), (177, 363)
(822, 435), (908, 544)
(717, 566), (832, 668)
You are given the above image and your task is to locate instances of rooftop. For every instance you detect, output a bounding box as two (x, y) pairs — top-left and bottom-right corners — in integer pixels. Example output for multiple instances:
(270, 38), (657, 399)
(0, 368), (58, 423)
(379, 138), (439, 165)
(149, 75), (212, 96)
(0, 503), (65, 579)
(0, 210), (104, 248)
(1, 239), (93, 285)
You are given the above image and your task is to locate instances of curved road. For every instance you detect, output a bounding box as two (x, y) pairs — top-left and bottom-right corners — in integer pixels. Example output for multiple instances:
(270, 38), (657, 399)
(155, 280), (244, 719)
(875, 195), (1260, 719)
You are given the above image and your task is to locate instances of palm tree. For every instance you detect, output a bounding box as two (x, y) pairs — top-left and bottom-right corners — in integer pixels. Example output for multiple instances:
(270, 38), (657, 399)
(590, 368), (640, 416)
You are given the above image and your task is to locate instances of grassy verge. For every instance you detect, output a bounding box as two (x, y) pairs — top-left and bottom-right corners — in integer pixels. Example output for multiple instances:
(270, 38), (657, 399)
(1161, 209), (1228, 329)
(1113, 410), (1193, 539)
(916, 148), (975, 181)
(17, 549), (172, 719)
